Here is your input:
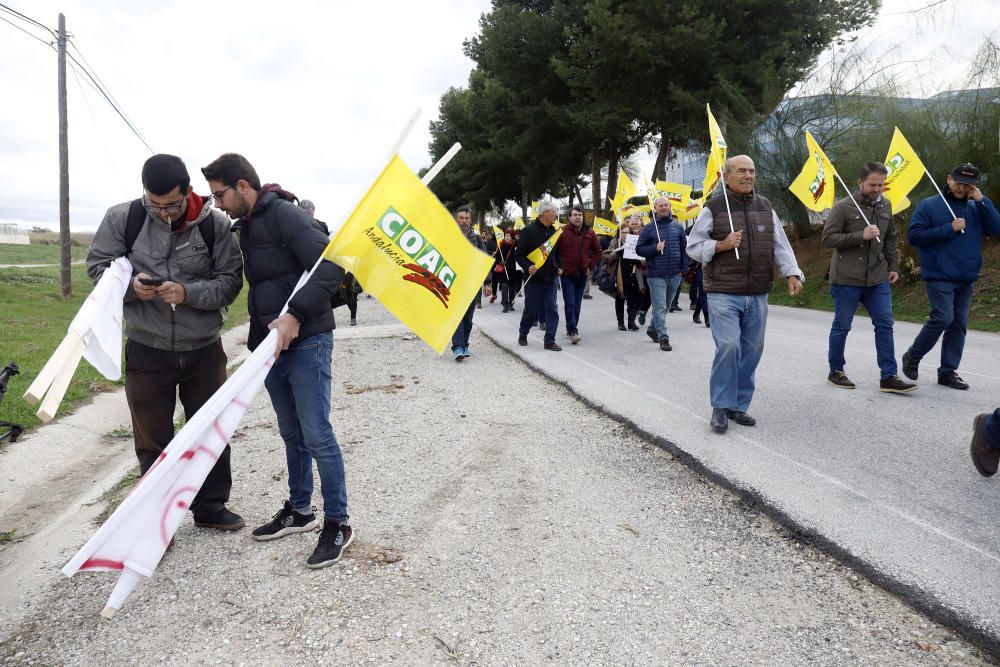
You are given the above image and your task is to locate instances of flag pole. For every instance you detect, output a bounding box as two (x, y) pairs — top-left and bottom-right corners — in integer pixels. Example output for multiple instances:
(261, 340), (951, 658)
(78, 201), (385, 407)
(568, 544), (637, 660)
(641, 170), (663, 250)
(715, 167), (740, 261)
(924, 167), (965, 234)
(831, 171), (883, 244)
(421, 142), (461, 185)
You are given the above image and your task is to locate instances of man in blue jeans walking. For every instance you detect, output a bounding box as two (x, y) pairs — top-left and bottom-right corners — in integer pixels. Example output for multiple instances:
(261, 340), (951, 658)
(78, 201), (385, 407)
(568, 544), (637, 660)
(687, 155), (804, 434)
(203, 153), (353, 569)
(821, 162), (916, 394)
(450, 206), (492, 361)
(514, 201), (563, 351)
(557, 205), (601, 344)
(636, 197), (688, 351)
(902, 163), (1000, 390)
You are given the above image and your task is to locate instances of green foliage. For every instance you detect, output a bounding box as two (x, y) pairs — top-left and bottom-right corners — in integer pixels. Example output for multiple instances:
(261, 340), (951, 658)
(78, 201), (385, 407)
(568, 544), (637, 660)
(432, 0), (881, 214)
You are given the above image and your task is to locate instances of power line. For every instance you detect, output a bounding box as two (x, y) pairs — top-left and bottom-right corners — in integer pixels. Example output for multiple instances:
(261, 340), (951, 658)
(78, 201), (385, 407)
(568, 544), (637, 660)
(65, 49), (154, 153)
(0, 2), (55, 37)
(0, 11), (52, 46)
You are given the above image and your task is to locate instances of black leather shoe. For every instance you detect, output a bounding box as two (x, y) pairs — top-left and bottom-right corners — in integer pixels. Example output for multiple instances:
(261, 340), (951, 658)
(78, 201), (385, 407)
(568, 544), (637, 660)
(193, 507), (245, 531)
(617, 322), (626, 331)
(725, 409), (756, 427)
(544, 342), (562, 351)
(938, 372), (969, 390)
(710, 408), (728, 433)
(646, 328), (658, 342)
(901, 350), (918, 381)
(518, 336), (528, 346)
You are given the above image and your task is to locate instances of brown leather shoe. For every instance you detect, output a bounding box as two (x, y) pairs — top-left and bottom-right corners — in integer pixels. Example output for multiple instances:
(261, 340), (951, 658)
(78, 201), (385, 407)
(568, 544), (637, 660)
(544, 342), (562, 351)
(970, 414), (999, 477)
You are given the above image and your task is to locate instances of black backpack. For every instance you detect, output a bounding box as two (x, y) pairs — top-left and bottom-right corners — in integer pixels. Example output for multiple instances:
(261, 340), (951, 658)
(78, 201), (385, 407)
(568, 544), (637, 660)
(125, 198), (216, 260)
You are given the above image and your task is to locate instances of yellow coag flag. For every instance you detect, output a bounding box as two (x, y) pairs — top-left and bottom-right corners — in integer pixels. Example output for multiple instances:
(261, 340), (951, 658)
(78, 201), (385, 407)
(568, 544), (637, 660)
(883, 128), (926, 214)
(702, 151), (723, 199)
(703, 103), (728, 196)
(610, 169), (638, 220)
(526, 227), (563, 268)
(593, 217), (618, 237)
(893, 196), (912, 214)
(513, 217), (526, 230)
(529, 200), (540, 218)
(652, 180), (699, 219)
(788, 131), (837, 212)
(321, 155), (494, 354)
(493, 226), (504, 243)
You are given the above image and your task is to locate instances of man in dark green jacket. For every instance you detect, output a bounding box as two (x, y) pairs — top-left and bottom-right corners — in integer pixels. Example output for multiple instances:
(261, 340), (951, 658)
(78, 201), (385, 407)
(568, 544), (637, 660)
(821, 162), (916, 394)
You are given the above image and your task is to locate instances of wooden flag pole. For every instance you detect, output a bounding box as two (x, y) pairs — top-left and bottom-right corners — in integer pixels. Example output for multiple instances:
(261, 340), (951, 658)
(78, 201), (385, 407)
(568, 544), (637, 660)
(421, 142), (461, 186)
(36, 332), (85, 422)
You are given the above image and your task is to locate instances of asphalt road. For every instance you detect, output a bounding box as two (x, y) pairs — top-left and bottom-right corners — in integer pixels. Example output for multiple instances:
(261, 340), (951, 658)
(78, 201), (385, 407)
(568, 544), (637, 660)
(474, 286), (1000, 650)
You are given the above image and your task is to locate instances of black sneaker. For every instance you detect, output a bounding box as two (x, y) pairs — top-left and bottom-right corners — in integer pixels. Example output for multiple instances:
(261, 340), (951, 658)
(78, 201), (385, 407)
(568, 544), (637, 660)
(252, 500), (319, 542)
(193, 507), (245, 531)
(880, 375), (918, 394)
(646, 328), (658, 342)
(659, 338), (672, 351)
(518, 335), (528, 346)
(306, 519), (354, 569)
(901, 351), (918, 381)
(827, 371), (856, 389)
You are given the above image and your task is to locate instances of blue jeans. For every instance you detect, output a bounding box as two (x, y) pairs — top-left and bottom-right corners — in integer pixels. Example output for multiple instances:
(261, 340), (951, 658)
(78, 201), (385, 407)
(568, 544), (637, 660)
(828, 281), (897, 380)
(907, 280), (974, 376)
(706, 293), (768, 412)
(519, 278), (559, 344)
(560, 272), (588, 335)
(263, 332), (348, 521)
(647, 275), (682, 341)
(451, 300), (476, 352)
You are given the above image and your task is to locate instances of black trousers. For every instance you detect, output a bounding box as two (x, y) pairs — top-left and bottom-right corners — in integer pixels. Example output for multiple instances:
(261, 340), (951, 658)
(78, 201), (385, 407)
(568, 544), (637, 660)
(124, 339), (231, 516)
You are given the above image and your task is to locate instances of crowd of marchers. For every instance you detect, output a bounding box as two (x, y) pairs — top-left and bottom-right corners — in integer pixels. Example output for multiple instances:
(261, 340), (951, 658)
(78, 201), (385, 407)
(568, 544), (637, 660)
(451, 154), (1000, 479)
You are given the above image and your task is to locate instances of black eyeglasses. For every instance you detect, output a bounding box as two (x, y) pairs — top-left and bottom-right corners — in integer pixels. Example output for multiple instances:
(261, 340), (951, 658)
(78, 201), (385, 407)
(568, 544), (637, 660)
(211, 185), (233, 200)
(142, 194), (185, 215)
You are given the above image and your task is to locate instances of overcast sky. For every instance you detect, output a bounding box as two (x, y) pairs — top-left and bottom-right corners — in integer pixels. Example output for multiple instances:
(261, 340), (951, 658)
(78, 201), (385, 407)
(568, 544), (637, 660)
(0, 0), (997, 231)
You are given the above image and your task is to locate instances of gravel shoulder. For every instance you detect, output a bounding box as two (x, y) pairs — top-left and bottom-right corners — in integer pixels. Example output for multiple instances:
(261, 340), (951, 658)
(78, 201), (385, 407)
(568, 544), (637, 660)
(0, 301), (994, 665)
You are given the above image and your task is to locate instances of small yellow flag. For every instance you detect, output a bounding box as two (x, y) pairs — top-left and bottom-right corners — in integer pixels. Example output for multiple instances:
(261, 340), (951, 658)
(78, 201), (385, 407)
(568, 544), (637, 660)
(703, 104), (728, 197)
(651, 180), (703, 220)
(593, 217), (619, 237)
(703, 151), (723, 199)
(882, 128), (926, 214)
(526, 227), (563, 268)
(321, 155), (494, 354)
(610, 169), (638, 220)
(513, 217), (525, 230)
(788, 131), (837, 212)
(493, 226), (504, 243)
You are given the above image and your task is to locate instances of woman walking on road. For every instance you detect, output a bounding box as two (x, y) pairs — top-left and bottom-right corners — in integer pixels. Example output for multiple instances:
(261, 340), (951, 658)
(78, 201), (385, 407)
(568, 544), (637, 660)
(603, 215), (646, 331)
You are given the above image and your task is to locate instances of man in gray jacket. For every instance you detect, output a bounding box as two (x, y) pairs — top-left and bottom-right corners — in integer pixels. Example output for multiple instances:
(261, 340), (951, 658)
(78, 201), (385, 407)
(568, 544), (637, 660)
(87, 154), (244, 530)
(821, 162), (916, 394)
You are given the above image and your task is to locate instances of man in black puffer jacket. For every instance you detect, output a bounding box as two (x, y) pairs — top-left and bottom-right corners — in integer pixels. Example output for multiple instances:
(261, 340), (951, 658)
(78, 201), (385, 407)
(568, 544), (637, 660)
(202, 153), (353, 570)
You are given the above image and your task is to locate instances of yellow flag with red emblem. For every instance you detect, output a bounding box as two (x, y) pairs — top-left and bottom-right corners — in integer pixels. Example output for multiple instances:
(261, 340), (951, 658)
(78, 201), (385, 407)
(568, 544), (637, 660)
(882, 128), (926, 215)
(788, 131), (837, 212)
(321, 156), (494, 354)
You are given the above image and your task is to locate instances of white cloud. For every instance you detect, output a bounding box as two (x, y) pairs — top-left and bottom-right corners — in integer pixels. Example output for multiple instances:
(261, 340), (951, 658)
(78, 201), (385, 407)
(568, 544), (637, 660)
(0, 0), (490, 229)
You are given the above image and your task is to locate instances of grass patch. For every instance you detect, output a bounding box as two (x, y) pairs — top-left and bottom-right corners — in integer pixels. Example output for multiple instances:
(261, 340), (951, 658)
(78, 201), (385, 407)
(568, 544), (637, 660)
(0, 529), (21, 544)
(769, 235), (1000, 332)
(0, 242), (89, 264)
(92, 468), (141, 524)
(0, 261), (248, 440)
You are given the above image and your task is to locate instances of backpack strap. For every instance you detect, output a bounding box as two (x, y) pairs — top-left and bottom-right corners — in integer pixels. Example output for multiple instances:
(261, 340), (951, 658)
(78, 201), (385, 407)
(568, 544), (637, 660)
(124, 198), (146, 255)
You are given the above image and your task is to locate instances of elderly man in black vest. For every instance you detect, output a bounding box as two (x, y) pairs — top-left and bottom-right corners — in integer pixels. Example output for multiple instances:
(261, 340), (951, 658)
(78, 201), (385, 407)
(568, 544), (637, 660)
(686, 155), (804, 434)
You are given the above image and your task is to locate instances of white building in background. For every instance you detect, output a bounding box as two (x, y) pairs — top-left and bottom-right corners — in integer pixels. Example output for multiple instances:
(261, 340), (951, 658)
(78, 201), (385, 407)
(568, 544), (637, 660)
(0, 223), (29, 245)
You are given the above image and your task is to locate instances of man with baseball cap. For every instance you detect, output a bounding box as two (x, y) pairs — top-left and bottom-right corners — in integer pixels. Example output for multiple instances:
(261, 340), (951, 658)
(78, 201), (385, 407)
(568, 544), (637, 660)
(902, 162), (1000, 389)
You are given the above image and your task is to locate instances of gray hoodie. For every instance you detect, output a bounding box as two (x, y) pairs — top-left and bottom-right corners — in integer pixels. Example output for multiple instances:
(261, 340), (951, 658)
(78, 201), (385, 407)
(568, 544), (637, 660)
(87, 198), (243, 351)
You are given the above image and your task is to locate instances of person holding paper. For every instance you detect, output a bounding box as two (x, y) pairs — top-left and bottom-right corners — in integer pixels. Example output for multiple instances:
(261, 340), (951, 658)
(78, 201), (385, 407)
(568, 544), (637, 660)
(686, 155), (804, 434)
(202, 153), (352, 569)
(635, 196), (688, 351)
(602, 215), (646, 331)
(902, 163), (1000, 390)
(822, 162), (916, 394)
(87, 154), (244, 531)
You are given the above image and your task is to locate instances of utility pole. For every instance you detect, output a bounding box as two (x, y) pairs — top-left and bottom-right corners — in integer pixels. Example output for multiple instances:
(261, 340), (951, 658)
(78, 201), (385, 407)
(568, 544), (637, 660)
(57, 13), (71, 298)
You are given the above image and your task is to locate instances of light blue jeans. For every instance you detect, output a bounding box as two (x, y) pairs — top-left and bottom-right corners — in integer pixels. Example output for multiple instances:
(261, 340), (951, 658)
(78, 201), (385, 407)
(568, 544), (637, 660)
(646, 275), (683, 341)
(706, 293), (768, 412)
(264, 332), (349, 521)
